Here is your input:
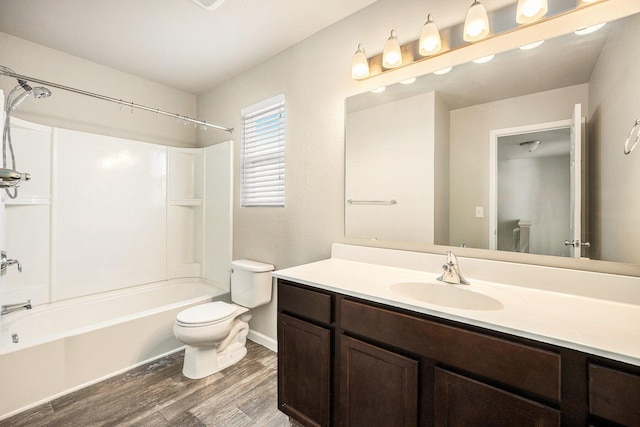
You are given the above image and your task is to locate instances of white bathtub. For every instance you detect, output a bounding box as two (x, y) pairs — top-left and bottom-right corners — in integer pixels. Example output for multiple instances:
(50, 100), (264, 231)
(0, 280), (227, 420)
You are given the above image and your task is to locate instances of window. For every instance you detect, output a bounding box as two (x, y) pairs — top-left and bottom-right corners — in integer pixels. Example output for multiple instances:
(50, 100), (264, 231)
(240, 94), (285, 207)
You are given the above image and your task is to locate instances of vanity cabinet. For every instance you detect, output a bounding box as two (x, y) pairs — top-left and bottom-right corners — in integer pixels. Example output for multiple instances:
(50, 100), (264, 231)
(277, 281), (333, 427)
(277, 279), (640, 427)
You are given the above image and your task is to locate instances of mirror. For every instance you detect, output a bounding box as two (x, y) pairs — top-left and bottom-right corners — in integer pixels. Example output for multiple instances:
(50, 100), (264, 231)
(345, 10), (640, 265)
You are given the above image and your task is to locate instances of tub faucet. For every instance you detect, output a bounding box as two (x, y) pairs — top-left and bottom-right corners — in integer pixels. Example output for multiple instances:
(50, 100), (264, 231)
(1, 300), (32, 316)
(1, 251), (22, 275)
(437, 251), (470, 285)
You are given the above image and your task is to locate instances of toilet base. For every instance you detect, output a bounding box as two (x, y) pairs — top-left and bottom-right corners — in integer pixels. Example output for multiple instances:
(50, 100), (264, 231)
(181, 317), (251, 379)
(182, 342), (248, 379)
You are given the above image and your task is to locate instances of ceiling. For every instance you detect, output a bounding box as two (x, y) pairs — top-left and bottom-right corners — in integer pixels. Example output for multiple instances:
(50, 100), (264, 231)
(0, 0), (377, 94)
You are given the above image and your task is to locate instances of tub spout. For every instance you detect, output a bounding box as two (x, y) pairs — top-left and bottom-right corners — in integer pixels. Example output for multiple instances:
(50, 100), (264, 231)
(1, 300), (32, 316)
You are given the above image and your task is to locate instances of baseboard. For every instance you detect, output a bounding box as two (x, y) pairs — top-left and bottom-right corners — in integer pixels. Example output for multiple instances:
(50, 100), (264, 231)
(248, 330), (277, 352)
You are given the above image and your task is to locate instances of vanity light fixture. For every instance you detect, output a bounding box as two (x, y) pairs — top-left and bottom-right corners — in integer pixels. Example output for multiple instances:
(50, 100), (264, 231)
(464, 0), (491, 42)
(350, 0), (603, 81)
(419, 14), (442, 56)
(370, 86), (386, 93)
(473, 54), (495, 63)
(351, 44), (370, 79)
(516, 0), (548, 24)
(574, 22), (606, 35)
(382, 30), (403, 69)
(433, 66), (453, 75)
(519, 40), (545, 50)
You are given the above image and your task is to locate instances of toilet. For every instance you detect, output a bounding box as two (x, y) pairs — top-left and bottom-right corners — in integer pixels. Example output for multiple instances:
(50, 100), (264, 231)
(173, 259), (274, 379)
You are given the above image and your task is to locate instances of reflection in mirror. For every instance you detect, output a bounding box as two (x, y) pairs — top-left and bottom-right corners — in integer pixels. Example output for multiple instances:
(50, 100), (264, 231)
(345, 11), (640, 265)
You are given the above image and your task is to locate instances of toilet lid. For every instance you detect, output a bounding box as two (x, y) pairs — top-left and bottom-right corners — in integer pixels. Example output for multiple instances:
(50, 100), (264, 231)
(177, 301), (237, 325)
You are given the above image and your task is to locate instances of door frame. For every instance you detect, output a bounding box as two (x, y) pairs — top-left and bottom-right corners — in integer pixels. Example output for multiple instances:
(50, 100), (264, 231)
(488, 119), (572, 251)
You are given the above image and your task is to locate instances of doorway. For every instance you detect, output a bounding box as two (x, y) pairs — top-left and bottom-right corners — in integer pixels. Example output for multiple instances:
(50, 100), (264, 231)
(489, 117), (578, 257)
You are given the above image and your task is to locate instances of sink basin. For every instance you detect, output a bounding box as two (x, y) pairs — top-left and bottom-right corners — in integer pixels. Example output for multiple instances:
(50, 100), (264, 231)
(390, 282), (504, 311)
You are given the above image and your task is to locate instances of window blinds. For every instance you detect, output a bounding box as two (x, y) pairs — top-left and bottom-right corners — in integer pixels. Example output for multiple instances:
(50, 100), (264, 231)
(241, 94), (285, 207)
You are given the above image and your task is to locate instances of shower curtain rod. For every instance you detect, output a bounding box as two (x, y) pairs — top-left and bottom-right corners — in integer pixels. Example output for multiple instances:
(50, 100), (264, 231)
(0, 67), (233, 133)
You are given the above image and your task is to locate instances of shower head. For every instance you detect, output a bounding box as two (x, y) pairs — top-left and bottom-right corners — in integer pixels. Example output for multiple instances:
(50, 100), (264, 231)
(31, 86), (51, 99)
(8, 85), (51, 112)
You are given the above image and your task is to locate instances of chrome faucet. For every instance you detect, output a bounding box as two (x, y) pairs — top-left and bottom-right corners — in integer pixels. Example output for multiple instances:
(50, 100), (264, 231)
(1, 300), (32, 316)
(437, 251), (470, 285)
(1, 251), (22, 275)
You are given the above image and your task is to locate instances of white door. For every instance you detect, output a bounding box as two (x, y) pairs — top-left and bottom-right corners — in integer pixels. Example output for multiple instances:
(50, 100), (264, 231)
(567, 103), (582, 258)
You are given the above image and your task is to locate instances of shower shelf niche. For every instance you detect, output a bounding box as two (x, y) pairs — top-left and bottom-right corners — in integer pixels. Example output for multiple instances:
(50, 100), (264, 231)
(167, 147), (204, 280)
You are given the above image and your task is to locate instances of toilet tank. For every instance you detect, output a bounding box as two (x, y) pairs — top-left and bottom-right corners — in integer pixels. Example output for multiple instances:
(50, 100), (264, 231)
(230, 259), (275, 308)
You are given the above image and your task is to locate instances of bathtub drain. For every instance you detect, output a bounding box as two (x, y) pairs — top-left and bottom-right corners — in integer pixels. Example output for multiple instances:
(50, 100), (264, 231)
(11, 333), (19, 343)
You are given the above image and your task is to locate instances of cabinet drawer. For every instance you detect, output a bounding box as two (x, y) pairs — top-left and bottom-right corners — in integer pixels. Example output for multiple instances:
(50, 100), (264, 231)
(278, 280), (332, 325)
(589, 364), (640, 426)
(341, 298), (560, 401)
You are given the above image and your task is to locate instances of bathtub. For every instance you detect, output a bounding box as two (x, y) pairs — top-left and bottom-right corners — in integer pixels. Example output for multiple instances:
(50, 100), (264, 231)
(0, 280), (227, 420)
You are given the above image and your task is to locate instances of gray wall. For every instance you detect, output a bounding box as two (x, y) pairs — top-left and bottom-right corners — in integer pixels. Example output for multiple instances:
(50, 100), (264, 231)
(498, 155), (570, 257)
(449, 84), (588, 249)
(588, 13), (640, 263)
(0, 32), (197, 147)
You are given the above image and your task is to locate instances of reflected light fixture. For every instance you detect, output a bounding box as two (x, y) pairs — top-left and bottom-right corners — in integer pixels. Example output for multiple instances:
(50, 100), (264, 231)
(516, 0), (548, 24)
(575, 22), (606, 35)
(433, 66), (453, 75)
(473, 54), (495, 63)
(519, 40), (545, 50)
(400, 77), (417, 85)
(370, 87), (386, 93)
(419, 14), (442, 56)
(351, 44), (370, 79)
(464, 1), (491, 42)
(382, 30), (403, 69)
(520, 140), (541, 152)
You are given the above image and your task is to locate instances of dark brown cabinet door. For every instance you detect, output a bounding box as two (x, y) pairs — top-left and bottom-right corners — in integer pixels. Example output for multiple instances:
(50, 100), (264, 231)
(589, 364), (640, 426)
(434, 368), (560, 427)
(278, 313), (331, 427)
(339, 335), (418, 427)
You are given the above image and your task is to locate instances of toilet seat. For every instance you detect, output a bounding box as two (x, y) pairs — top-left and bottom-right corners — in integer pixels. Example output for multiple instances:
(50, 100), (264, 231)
(176, 301), (238, 327)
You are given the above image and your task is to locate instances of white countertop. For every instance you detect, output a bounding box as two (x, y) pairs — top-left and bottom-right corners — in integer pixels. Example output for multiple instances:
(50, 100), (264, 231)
(273, 245), (640, 367)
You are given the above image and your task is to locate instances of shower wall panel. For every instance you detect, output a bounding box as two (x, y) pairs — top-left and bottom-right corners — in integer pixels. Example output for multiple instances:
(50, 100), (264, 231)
(1, 118), (52, 305)
(52, 129), (168, 301)
(1, 116), (232, 306)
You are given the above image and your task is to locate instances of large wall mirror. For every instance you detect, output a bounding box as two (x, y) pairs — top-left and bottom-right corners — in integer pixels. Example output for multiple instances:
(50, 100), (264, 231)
(345, 8), (640, 268)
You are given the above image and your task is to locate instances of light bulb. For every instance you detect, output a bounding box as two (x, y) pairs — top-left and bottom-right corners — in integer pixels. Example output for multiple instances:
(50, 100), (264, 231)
(516, 0), (548, 24)
(351, 44), (370, 79)
(464, 1), (491, 42)
(382, 30), (402, 69)
(419, 14), (442, 56)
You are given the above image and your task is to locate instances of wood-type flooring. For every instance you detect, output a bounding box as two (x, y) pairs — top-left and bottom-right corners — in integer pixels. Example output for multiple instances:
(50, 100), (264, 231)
(0, 340), (293, 427)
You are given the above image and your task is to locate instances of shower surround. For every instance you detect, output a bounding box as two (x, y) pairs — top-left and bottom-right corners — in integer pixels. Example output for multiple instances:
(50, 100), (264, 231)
(0, 108), (233, 418)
